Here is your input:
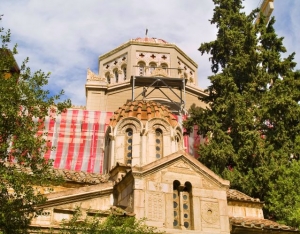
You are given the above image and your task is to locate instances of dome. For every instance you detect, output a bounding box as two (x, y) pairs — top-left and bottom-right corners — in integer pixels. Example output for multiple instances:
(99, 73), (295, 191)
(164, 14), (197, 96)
(110, 100), (178, 127)
(131, 37), (169, 44)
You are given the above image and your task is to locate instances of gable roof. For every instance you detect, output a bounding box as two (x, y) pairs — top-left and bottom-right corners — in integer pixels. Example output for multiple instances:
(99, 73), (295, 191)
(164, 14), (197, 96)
(227, 189), (261, 203)
(53, 169), (109, 184)
(131, 150), (230, 188)
(230, 217), (298, 233)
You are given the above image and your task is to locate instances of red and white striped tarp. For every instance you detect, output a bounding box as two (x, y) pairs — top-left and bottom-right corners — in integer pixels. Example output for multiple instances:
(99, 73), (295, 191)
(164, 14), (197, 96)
(39, 109), (201, 173)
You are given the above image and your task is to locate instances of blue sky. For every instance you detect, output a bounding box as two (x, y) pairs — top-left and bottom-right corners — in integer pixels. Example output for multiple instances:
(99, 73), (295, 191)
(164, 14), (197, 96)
(1, 0), (299, 106)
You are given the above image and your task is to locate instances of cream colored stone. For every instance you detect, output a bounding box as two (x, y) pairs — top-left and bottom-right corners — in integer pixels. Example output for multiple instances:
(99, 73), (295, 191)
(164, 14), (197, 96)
(220, 216), (230, 232)
(213, 190), (227, 200)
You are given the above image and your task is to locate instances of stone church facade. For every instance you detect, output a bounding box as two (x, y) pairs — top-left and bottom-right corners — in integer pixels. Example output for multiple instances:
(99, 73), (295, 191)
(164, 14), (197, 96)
(30, 37), (298, 233)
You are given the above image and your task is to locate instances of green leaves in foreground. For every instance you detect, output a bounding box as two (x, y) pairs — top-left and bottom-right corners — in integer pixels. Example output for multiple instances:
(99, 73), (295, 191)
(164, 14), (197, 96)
(0, 15), (71, 233)
(58, 207), (164, 234)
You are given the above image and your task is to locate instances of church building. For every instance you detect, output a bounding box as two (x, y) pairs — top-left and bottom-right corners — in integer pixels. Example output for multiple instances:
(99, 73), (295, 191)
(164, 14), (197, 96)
(30, 37), (298, 233)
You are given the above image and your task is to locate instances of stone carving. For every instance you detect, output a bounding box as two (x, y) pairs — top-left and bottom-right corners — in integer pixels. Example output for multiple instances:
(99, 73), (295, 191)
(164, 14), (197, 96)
(173, 162), (190, 169)
(153, 182), (162, 191)
(117, 119), (142, 134)
(201, 201), (220, 225)
(128, 194), (133, 209)
(202, 177), (218, 189)
(148, 119), (170, 135)
(146, 192), (164, 221)
(168, 167), (196, 175)
(177, 59), (194, 80)
(150, 67), (168, 77)
(86, 68), (106, 82)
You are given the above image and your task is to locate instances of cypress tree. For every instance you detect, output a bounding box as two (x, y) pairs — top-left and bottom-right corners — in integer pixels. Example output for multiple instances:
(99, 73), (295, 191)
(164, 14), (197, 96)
(184, 0), (300, 226)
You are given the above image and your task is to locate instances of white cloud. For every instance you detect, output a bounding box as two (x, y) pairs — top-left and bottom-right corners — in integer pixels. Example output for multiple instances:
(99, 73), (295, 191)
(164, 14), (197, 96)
(1, 0), (299, 105)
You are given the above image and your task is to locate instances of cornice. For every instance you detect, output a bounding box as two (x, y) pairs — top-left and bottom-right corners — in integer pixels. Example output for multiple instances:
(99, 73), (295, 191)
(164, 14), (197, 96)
(227, 200), (264, 208)
(39, 183), (113, 209)
(99, 41), (132, 61)
(85, 83), (108, 90)
(106, 81), (132, 92)
(185, 84), (208, 97)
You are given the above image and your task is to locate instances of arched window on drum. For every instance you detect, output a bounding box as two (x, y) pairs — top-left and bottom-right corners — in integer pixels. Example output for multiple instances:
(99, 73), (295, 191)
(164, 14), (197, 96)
(122, 65), (127, 81)
(105, 72), (111, 84)
(155, 129), (163, 159)
(175, 131), (183, 151)
(137, 61), (145, 76)
(113, 69), (119, 83)
(149, 62), (157, 75)
(125, 128), (133, 165)
(161, 63), (168, 75)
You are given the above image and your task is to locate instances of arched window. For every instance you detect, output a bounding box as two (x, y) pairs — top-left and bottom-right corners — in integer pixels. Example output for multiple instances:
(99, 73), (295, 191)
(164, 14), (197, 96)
(175, 135), (179, 151)
(182, 182), (192, 230)
(184, 72), (188, 80)
(125, 128), (133, 165)
(137, 62), (145, 76)
(104, 135), (111, 173)
(175, 132), (183, 151)
(173, 180), (180, 229)
(105, 72), (111, 84)
(161, 63), (168, 72)
(149, 62), (157, 74)
(114, 69), (119, 83)
(122, 66), (127, 80)
(155, 129), (163, 159)
(173, 181), (193, 230)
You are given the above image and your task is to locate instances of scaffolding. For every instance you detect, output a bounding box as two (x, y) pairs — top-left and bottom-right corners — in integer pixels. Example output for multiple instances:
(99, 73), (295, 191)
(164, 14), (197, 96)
(130, 75), (188, 115)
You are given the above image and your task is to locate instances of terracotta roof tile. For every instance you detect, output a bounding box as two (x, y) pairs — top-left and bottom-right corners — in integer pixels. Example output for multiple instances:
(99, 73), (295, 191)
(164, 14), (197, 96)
(53, 169), (109, 184)
(132, 37), (169, 44)
(110, 100), (178, 127)
(230, 217), (298, 231)
(227, 189), (261, 203)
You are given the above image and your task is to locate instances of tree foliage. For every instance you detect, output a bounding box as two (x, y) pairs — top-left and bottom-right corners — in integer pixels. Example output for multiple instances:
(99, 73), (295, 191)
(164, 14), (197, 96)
(58, 207), (164, 234)
(0, 16), (71, 233)
(184, 0), (300, 227)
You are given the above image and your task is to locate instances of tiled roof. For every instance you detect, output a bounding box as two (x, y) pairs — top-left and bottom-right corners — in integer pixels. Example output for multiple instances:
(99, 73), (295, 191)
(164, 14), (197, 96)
(109, 100), (178, 127)
(132, 37), (169, 44)
(230, 217), (298, 232)
(227, 189), (261, 202)
(53, 169), (109, 184)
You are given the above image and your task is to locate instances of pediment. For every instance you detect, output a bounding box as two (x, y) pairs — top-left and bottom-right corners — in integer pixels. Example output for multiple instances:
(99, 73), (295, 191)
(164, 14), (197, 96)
(131, 150), (230, 189)
(167, 161), (198, 175)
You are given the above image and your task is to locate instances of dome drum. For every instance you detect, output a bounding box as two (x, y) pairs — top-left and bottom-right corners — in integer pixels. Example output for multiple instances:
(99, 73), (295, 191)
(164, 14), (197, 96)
(104, 100), (184, 171)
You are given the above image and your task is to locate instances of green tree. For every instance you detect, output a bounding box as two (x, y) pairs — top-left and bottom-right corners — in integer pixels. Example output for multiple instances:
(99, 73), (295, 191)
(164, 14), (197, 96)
(58, 207), (164, 234)
(184, 0), (300, 227)
(0, 16), (71, 233)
